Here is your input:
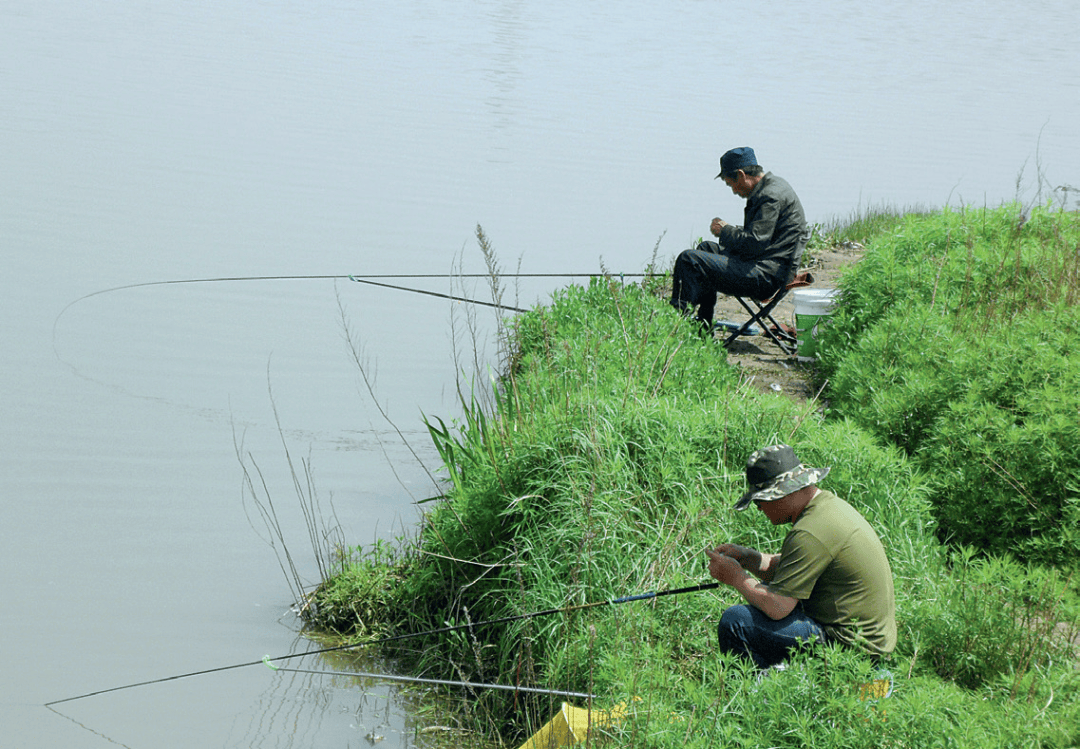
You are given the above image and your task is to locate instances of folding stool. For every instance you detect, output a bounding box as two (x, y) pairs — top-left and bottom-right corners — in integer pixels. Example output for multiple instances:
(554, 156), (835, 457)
(716, 271), (815, 355)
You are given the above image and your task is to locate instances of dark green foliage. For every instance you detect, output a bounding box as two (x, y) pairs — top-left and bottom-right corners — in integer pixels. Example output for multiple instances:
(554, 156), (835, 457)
(905, 548), (1078, 693)
(819, 204), (1080, 563)
(313, 251), (1079, 746)
(302, 539), (405, 637)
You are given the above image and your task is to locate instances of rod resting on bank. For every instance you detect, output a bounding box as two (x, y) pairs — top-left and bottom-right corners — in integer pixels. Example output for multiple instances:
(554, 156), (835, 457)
(44, 581), (717, 707)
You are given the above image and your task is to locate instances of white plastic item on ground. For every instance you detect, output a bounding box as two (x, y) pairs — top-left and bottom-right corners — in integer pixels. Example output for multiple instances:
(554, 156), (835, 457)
(793, 288), (839, 362)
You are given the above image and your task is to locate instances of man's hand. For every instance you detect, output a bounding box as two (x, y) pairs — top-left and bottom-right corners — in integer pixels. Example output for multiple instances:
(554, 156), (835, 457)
(706, 548), (746, 586)
(710, 217), (728, 237)
(707, 547), (798, 620)
(715, 543), (762, 574)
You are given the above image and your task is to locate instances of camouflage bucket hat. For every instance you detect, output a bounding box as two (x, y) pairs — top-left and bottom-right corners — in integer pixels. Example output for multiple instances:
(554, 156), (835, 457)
(732, 444), (830, 511)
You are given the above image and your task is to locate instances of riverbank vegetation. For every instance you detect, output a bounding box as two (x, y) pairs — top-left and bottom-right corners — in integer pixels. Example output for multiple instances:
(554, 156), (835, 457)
(818, 205), (1080, 566)
(308, 203), (1079, 747)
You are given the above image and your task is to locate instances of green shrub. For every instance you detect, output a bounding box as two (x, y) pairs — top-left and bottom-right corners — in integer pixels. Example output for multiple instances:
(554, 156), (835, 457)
(927, 316), (1080, 562)
(312, 257), (1079, 747)
(902, 547), (1078, 693)
(819, 204), (1080, 563)
(303, 539), (405, 637)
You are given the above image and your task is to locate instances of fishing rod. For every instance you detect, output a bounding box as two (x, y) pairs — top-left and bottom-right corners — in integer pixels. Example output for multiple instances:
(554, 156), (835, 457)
(54, 271), (654, 332)
(346, 271), (656, 314)
(64, 272), (649, 303)
(267, 665), (597, 700)
(51, 270), (660, 369)
(45, 581), (718, 707)
(347, 276), (530, 313)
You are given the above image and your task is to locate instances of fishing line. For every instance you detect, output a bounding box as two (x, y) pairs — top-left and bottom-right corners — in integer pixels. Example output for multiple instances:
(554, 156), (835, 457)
(52, 271), (653, 355)
(45, 581), (718, 707)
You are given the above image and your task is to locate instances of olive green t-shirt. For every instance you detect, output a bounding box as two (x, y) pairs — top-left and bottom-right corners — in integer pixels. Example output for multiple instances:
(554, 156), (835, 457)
(768, 489), (897, 656)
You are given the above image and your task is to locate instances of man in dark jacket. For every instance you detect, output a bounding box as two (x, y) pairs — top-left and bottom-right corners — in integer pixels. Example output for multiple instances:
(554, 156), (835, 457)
(671, 147), (810, 330)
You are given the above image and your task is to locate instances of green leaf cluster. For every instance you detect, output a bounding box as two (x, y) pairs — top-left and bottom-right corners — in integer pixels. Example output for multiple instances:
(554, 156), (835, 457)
(315, 249), (1080, 747)
(905, 547), (1077, 693)
(303, 539), (405, 638)
(818, 204), (1080, 563)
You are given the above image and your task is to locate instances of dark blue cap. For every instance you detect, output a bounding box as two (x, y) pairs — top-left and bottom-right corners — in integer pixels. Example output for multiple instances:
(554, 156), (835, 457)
(715, 147), (758, 179)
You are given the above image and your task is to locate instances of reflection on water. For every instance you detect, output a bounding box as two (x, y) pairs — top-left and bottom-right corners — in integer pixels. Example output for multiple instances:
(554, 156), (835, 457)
(228, 666), (395, 748)
(49, 649), (439, 748)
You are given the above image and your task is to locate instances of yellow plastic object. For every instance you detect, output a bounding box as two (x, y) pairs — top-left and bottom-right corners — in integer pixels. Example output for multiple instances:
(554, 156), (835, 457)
(518, 701), (633, 749)
(857, 671), (894, 702)
(856, 671), (894, 723)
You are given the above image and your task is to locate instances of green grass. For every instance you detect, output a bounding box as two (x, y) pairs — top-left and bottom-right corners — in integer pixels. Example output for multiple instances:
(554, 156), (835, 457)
(808, 202), (932, 250)
(305, 205), (1080, 747)
(818, 203), (1080, 564)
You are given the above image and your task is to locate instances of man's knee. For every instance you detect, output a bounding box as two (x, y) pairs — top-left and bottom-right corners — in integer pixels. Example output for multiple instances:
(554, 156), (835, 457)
(673, 247), (698, 271)
(717, 604), (755, 648)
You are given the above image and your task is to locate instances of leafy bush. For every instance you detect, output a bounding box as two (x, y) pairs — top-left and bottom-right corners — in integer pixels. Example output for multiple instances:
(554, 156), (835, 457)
(903, 547), (1078, 693)
(303, 539), (405, 637)
(312, 261), (1079, 747)
(819, 204), (1080, 563)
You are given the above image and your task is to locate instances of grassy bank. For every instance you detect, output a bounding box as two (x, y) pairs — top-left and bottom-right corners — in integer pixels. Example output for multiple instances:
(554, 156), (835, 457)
(308, 205), (1080, 747)
(818, 203), (1080, 566)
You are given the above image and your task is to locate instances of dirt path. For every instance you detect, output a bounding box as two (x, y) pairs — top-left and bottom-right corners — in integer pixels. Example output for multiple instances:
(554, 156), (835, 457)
(710, 243), (865, 404)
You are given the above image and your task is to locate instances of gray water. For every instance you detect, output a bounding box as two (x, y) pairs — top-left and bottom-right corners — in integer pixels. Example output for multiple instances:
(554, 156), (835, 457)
(3, 2), (1078, 747)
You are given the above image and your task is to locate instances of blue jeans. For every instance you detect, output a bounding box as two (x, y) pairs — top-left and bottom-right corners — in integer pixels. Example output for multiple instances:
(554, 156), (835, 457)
(717, 603), (828, 669)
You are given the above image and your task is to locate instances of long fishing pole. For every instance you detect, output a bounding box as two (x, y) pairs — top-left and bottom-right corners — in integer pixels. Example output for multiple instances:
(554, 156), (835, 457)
(268, 665), (597, 700)
(346, 271), (655, 313)
(45, 581), (718, 707)
(63, 272), (649, 304)
(347, 275), (530, 313)
(53, 271), (654, 339)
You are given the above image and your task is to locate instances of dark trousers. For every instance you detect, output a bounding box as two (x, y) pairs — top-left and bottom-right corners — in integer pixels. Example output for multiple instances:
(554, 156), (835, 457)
(670, 242), (782, 324)
(717, 603), (828, 669)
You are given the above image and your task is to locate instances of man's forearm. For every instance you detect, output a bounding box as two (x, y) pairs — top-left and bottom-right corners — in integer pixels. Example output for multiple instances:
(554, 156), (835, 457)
(715, 545), (779, 581)
(708, 548), (798, 620)
(734, 574), (797, 621)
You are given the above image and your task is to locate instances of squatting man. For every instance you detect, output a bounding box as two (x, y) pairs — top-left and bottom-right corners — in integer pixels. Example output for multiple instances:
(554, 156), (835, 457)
(706, 444), (897, 668)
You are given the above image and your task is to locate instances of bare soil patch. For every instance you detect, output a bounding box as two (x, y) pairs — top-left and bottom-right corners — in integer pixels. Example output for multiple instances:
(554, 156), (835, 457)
(709, 243), (865, 404)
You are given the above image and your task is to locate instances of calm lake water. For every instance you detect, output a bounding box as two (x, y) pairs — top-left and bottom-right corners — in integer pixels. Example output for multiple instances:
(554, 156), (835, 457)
(3, 1), (1077, 746)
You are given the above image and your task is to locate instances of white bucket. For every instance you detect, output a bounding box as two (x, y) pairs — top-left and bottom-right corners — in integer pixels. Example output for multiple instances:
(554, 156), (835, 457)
(793, 289), (839, 362)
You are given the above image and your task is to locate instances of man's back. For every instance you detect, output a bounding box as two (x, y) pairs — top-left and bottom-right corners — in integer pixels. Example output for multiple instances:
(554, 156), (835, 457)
(769, 489), (897, 656)
(719, 172), (807, 266)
